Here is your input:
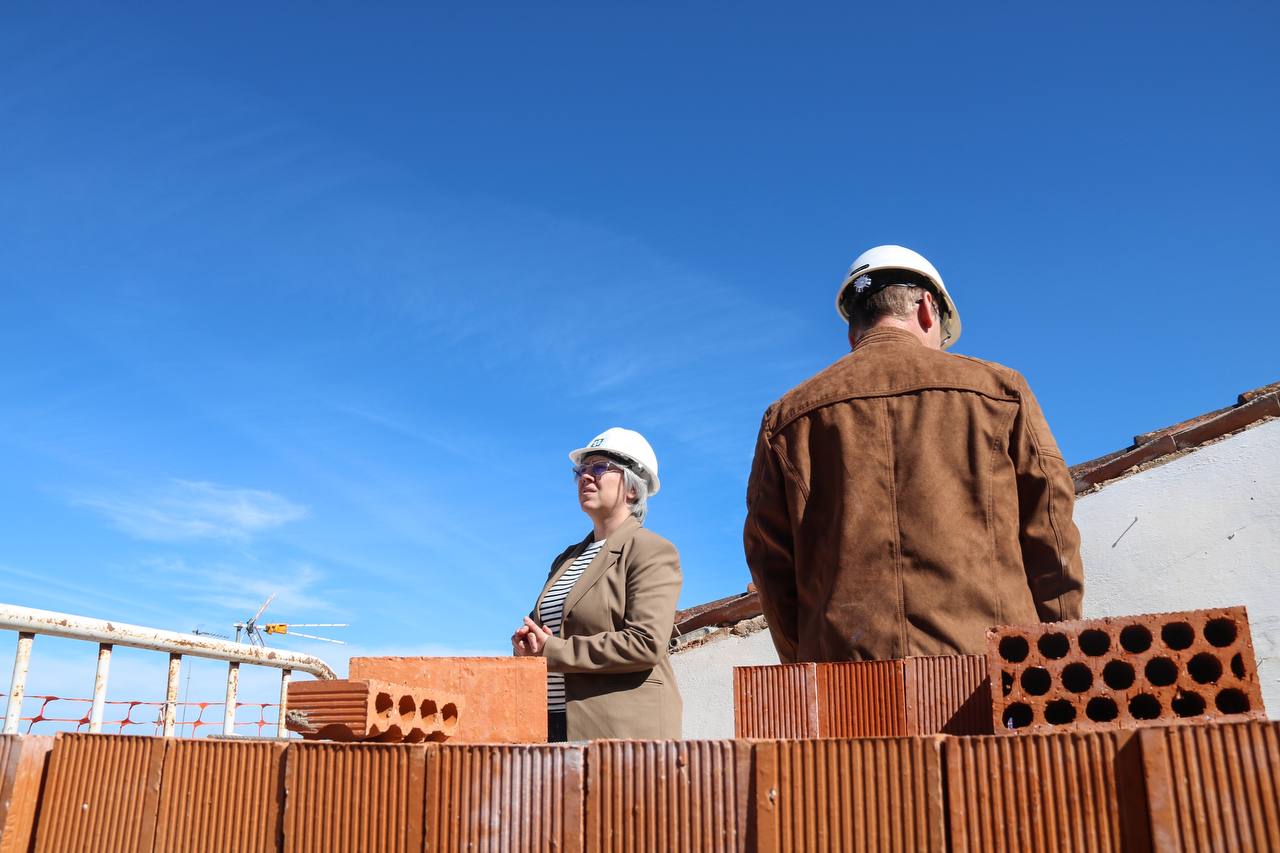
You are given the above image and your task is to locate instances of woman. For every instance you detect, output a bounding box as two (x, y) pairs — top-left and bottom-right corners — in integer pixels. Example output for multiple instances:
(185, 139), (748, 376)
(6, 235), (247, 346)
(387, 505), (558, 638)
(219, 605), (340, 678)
(512, 427), (683, 742)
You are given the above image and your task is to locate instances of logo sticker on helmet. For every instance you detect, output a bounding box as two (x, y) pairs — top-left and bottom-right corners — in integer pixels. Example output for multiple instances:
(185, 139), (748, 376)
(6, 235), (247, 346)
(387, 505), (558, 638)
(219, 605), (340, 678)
(589, 438), (604, 447)
(853, 274), (873, 293)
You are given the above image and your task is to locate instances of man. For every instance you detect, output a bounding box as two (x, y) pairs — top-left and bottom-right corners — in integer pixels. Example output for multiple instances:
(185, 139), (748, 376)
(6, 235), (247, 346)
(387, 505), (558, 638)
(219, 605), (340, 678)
(744, 245), (1083, 663)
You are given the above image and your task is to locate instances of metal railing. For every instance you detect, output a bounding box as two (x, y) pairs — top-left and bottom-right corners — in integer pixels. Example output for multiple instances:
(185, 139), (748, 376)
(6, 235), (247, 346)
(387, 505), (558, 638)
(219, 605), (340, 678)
(1, 603), (337, 738)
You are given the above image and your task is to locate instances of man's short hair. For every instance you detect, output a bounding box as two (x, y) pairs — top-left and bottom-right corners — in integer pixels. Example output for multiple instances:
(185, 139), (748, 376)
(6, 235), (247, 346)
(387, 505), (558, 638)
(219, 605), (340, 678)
(844, 284), (932, 331)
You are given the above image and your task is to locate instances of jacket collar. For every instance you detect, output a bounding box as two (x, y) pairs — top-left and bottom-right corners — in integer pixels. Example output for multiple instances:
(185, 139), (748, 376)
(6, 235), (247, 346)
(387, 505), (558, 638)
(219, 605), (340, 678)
(851, 325), (925, 354)
(544, 517), (643, 628)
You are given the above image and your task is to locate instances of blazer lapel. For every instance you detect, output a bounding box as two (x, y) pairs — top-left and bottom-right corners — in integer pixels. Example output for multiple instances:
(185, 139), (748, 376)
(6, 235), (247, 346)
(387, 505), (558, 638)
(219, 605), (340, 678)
(558, 517), (642, 622)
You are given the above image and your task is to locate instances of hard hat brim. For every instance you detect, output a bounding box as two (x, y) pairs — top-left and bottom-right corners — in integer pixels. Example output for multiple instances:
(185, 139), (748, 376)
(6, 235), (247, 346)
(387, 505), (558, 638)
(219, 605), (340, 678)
(569, 446), (661, 494)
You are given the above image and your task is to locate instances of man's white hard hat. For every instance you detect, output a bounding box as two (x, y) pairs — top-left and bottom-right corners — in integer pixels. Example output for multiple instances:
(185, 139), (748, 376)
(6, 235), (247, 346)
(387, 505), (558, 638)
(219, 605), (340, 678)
(569, 427), (661, 495)
(836, 245), (963, 349)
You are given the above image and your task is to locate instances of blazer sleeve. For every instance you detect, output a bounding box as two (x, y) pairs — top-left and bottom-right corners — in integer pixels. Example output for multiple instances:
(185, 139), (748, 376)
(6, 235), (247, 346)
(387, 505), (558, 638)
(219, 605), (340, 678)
(743, 407), (801, 664)
(541, 536), (682, 674)
(1009, 373), (1085, 621)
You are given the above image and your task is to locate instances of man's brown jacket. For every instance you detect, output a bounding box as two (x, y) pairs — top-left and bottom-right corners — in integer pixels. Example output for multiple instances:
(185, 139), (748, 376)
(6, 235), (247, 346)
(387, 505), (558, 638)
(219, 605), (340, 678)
(744, 326), (1084, 663)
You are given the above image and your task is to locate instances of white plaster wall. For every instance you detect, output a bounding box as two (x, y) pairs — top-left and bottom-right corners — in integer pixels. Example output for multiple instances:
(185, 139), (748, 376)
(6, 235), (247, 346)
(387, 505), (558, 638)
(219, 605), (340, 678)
(671, 628), (779, 739)
(672, 418), (1280, 738)
(1076, 417), (1280, 715)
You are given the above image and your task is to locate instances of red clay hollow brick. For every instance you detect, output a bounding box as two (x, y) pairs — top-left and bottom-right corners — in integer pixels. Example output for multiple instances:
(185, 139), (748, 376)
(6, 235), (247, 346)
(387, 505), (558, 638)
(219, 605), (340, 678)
(286, 678), (461, 743)
(1139, 720), (1280, 852)
(988, 605), (1266, 735)
(945, 730), (1151, 852)
(734, 655), (991, 738)
(424, 744), (585, 853)
(0, 734), (54, 853)
(586, 739), (751, 853)
(755, 736), (945, 852)
(348, 657), (547, 743)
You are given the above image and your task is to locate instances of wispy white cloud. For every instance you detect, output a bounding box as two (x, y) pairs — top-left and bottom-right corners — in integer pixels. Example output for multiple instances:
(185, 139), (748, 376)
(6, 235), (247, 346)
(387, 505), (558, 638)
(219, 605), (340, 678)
(137, 557), (336, 626)
(72, 479), (307, 541)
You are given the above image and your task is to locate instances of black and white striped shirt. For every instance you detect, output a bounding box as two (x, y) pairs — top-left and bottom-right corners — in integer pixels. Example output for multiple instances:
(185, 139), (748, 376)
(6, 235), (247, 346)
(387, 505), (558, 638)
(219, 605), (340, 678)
(540, 539), (605, 713)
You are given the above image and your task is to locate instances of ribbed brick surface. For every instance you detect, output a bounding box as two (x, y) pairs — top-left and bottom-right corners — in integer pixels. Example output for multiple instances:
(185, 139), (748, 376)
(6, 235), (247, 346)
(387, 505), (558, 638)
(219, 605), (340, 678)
(348, 657), (547, 743)
(989, 606), (1266, 734)
(425, 744), (584, 853)
(283, 742), (425, 853)
(733, 664), (818, 738)
(818, 660), (907, 737)
(33, 733), (164, 853)
(945, 731), (1151, 852)
(735, 656), (990, 738)
(904, 655), (993, 735)
(586, 740), (750, 853)
(754, 737), (944, 852)
(0, 735), (53, 853)
(153, 739), (285, 853)
(287, 678), (460, 743)
(1140, 720), (1280, 852)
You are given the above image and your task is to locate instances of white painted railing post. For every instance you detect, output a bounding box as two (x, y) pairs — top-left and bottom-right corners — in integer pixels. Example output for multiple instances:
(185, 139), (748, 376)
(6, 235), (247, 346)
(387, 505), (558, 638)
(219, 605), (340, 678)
(277, 668), (292, 738)
(3, 632), (34, 735)
(163, 653), (181, 737)
(89, 643), (112, 734)
(223, 662), (240, 736)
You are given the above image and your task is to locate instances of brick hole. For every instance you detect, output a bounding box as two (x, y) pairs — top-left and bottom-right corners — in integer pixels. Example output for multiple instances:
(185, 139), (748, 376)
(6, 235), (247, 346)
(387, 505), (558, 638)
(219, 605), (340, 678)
(420, 698), (438, 718)
(999, 636), (1030, 663)
(1001, 671), (1014, 697)
(1161, 621), (1194, 650)
(1204, 618), (1238, 648)
(375, 692), (394, 719)
(1044, 700), (1076, 725)
(1144, 657), (1178, 687)
(1215, 688), (1250, 714)
(1061, 663), (1093, 693)
(1171, 690), (1206, 718)
(1003, 703), (1033, 730)
(440, 703), (459, 730)
(1231, 653), (1245, 678)
(1020, 667), (1052, 696)
(1037, 633), (1070, 660)
(398, 695), (416, 717)
(1086, 697), (1119, 722)
(1078, 629), (1110, 657)
(1129, 694), (1161, 720)
(1187, 653), (1223, 685)
(1103, 660), (1136, 690)
(1119, 625), (1153, 653)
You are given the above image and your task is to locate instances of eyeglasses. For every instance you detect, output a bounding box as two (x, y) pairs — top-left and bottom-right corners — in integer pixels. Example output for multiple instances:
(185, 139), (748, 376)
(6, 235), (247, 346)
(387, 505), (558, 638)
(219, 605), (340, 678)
(572, 461), (624, 481)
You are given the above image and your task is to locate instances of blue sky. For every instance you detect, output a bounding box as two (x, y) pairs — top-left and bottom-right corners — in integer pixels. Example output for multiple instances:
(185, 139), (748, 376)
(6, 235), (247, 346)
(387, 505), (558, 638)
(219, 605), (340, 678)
(2, 3), (1276, 714)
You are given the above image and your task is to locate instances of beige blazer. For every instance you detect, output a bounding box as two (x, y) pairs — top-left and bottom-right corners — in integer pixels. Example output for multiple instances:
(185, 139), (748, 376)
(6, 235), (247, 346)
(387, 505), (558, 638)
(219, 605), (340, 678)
(532, 517), (683, 740)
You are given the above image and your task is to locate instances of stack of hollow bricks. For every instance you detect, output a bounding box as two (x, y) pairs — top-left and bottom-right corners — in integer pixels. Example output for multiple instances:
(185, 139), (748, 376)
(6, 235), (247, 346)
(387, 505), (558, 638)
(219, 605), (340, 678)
(284, 678), (462, 743)
(0, 619), (1276, 852)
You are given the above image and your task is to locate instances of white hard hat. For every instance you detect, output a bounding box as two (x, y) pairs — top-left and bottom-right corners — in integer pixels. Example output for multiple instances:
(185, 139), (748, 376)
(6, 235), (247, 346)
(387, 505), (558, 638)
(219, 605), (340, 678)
(835, 245), (962, 349)
(569, 427), (661, 495)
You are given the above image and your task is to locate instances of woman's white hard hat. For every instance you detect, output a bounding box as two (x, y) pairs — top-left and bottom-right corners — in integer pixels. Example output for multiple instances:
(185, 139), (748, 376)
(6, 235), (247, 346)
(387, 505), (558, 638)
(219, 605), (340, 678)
(835, 244), (963, 349)
(569, 427), (661, 495)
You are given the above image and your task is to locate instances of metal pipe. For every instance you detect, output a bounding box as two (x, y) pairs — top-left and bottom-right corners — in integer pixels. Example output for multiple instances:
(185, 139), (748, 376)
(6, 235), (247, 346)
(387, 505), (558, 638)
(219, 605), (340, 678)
(3, 632), (34, 735)
(0, 603), (336, 679)
(223, 662), (240, 736)
(277, 668), (292, 738)
(163, 653), (181, 737)
(89, 643), (112, 734)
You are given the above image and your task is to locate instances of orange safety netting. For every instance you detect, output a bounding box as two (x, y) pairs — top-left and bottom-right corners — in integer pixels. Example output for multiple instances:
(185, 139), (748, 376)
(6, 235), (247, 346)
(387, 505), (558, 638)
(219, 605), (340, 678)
(0, 693), (282, 736)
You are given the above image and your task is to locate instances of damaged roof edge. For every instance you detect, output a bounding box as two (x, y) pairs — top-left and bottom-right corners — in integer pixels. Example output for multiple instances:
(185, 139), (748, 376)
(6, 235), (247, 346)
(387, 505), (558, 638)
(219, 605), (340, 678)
(673, 380), (1280, 639)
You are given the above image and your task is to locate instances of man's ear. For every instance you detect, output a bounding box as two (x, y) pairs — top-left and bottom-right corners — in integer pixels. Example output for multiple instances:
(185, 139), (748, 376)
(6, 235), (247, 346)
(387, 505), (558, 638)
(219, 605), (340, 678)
(917, 293), (936, 333)
(847, 326), (858, 351)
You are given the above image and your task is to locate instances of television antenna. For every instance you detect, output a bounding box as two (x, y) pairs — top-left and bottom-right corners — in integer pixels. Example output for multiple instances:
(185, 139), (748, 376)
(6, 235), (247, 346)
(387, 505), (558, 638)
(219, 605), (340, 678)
(231, 593), (348, 646)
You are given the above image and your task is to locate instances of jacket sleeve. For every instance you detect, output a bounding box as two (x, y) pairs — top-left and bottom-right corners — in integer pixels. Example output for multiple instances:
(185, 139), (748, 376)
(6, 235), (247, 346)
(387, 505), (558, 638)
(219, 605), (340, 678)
(541, 537), (682, 674)
(743, 407), (801, 663)
(1009, 374), (1085, 621)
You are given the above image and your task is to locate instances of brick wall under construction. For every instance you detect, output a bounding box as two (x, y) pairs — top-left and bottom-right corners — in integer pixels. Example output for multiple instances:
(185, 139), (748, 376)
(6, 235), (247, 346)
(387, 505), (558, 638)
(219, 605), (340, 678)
(1, 720), (1277, 851)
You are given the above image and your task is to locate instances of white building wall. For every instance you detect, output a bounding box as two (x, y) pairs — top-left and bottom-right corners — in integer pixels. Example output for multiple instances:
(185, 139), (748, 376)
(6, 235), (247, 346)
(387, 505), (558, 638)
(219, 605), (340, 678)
(672, 418), (1280, 739)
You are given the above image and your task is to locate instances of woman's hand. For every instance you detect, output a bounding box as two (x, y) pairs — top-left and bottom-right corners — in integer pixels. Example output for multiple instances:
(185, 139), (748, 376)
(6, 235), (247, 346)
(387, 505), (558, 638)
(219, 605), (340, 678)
(511, 617), (552, 656)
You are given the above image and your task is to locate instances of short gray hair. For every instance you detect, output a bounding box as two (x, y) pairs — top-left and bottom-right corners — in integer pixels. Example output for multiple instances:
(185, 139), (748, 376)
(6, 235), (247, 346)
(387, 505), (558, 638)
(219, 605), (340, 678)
(846, 284), (931, 332)
(622, 466), (650, 522)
